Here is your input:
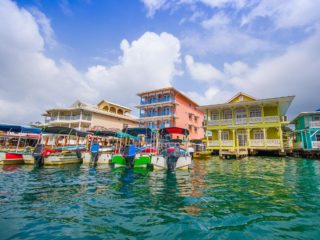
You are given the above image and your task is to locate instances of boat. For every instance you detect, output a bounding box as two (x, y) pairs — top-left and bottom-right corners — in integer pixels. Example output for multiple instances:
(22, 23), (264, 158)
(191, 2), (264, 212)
(111, 127), (155, 169)
(190, 140), (212, 159)
(83, 130), (120, 164)
(151, 127), (192, 170)
(0, 123), (41, 165)
(39, 126), (89, 165)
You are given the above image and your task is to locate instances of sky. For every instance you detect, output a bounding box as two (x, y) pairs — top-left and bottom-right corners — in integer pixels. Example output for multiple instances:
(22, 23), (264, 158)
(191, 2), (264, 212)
(0, 0), (320, 124)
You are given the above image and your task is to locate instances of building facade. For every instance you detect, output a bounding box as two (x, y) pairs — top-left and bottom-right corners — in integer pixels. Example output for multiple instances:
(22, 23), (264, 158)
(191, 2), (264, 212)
(199, 92), (294, 155)
(136, 87), (204, 140)
(291, 110), (320, 150)
(43, 100), (139, 131)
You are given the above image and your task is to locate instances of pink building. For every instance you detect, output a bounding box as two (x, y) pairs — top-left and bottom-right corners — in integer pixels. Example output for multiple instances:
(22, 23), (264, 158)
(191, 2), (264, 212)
(136, 87), (204, 140)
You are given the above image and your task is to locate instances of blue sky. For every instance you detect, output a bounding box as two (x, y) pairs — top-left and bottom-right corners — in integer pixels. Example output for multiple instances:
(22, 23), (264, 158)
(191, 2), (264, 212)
(0, 0), (320, 123)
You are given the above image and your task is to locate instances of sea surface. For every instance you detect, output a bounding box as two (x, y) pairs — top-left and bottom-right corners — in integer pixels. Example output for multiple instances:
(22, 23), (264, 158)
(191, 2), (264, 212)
(1, 157), (320, 240)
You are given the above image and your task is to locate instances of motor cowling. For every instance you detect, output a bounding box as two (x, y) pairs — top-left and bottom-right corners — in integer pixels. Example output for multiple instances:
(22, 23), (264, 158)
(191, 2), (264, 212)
(124, 145), (136, 169)
(33, 144), (44, 167)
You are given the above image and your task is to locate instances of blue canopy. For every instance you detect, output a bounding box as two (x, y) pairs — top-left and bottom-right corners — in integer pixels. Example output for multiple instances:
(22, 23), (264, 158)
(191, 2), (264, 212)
(0, 123), (41, 134)
(122, 127), (154, 137)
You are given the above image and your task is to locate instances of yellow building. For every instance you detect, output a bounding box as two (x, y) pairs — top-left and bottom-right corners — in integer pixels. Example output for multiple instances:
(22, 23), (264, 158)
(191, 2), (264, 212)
(43, 100), (139, 131)
(199, 92), (294, 156)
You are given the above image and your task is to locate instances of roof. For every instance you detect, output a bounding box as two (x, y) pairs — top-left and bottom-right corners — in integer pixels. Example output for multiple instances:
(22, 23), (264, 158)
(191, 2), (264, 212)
(198, 95), (295, 116)
(43, 100), (138, 122)
(97, 100), (131, 111)
(290, 111), (320, 124)
(227, 92), (256, 103)
(137, 87), (200, 107)
(42, 126), (88, 137)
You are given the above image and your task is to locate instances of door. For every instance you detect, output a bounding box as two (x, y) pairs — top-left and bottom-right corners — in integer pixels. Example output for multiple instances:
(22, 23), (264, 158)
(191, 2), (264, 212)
(237, 131), (247, 147)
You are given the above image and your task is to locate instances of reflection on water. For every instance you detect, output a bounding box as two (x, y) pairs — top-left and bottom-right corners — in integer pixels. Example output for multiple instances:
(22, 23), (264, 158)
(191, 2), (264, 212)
(1, 157), (320, 239)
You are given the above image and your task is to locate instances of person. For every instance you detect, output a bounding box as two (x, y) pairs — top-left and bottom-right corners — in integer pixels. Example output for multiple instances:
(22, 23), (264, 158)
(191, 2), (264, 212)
(90, 138), (100, 164)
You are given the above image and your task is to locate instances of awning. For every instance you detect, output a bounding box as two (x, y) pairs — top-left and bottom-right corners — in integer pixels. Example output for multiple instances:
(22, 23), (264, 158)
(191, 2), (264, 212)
(159, 127), (189, 136)
(115, 131), (139, 140)
(122, 127), (154, 137)
(42, 126), (88, 137)
(0, 123), (41, 134)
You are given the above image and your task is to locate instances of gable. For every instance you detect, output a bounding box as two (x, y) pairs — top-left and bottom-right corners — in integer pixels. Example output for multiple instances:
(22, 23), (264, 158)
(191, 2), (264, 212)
(228, 92), (256, 103)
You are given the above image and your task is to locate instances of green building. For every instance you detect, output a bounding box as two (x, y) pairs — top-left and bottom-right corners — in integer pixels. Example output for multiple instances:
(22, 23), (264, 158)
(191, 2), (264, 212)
(291, 110), (320, 150)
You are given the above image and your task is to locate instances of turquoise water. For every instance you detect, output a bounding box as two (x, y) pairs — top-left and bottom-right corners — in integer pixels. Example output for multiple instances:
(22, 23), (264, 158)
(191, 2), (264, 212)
(1, 157), (320, 239)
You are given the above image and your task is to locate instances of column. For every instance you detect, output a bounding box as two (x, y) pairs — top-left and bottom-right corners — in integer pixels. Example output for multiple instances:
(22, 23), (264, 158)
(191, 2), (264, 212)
(279, 127), (284, 151)
(277, 102), (280, 122)
(261, 104), (264, 123)
(232, 130), (236, 149)
(263, 128), (267, 147)
(247, 129), (250, 147)
(246, 105), (249, 125)
(231, 108), (235, 125)
(206, 109), (209, 145)
(218, 130), (222, 147)
(218, 109), (221, 124)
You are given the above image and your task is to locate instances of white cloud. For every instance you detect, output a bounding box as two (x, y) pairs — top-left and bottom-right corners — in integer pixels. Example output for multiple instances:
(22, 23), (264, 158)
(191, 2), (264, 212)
(242, 0), (320, 29)
(185, 55), (223, 82)
(0, 0), (181, 124)
(201, 12), (230, 29)
(199, 0), (246, 9)
(140, 0), (167, 17)
(30, 8), (57, 48)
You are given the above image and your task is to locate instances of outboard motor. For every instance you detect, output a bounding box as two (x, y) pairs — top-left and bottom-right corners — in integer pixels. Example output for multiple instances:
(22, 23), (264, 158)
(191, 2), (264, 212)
(124, 145), (136, 169)
(166, 145), (180, 171)
(33, 144), (44, 168)
(75, 148), (82, 161)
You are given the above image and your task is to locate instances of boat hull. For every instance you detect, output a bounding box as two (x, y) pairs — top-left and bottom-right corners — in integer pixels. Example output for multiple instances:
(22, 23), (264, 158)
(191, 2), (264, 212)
(111, 155), (151, 168)
(151, 155), (191, 170)
(83, 152), (112, 164)
(44, 155), (81, 165)
(0, 152), (24, 165)
(23, 154), (35, 165)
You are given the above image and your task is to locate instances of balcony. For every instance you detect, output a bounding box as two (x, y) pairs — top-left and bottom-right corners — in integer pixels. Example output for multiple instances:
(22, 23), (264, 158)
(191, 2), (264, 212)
(264, 116), (279, 123)
(250, 139), (264, 146)
(312, 141), (320, 149)
(45, 115), (92, 123)
(208, 140), (219, 146)
(310, 121), (320, 128)
(220, 119), (232, 125)
(140, 97), (175, 105)
(249, 117), (262, 124)
(266, 139), (280, 147)
(221, 140), (233, 146)
(235, 118), (247, 125)
(208, 120), (219, 126)
(140, 111), (173, 118)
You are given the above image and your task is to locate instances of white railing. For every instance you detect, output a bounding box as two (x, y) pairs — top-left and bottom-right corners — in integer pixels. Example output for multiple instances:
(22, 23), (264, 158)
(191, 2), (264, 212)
(310, 121), (320, 128)
(264, 116), (279, 123)
(249, 117), (262, 124)
(235, 118), (247, 125)
(250, 139), (264, 146)
(220, 119), (232, 125)
(312, 141), (320, 149)
(208, 140), (219, 147)
(266, 139), (280, 147)
(208, 120), (219, 126)
(221, 140), (233, 146)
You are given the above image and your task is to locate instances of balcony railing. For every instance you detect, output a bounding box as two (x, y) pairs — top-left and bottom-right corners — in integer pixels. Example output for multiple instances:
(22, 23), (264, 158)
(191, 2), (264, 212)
(250, 139), (264, 146)
(249, 117), (262, 123)
(208, 140), (219, 146)
(208, 120), (219, 126)
(235, 118), (247, 125)
(220, 119), (232, 125)
(264, 116), (279, 122)
(221, 140), (233, 146)
(140, 97), (175, 105)
(45, 115), (92, 123)
(310, 121), (320, 128)
(140, 112), (173, 118)
(312, 141), (320, 149)
(266, 139), (280, 147)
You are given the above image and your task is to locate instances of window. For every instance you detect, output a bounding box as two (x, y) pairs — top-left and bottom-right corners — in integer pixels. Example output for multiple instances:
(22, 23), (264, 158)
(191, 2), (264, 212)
(194, 127), (198, 133)
(189, 113), (192, 120)
(221, 131), (229, 140)
(235, 108), (246, 119)
(194, 116), (198, 123)
(239, 96), (243, 101)
(211, 111), (219, 120)
(313, 115), (320, 121)
(254, 130), (264, 140)
(250, 107), (261, 117)
(316, 133), (320, 141)
(222, 109), (232, 119)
